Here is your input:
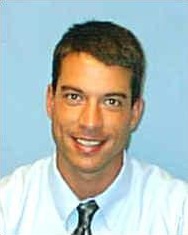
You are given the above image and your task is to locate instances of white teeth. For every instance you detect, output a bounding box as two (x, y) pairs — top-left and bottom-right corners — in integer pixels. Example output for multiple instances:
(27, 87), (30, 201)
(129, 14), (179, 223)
(76, 138), (101, 147)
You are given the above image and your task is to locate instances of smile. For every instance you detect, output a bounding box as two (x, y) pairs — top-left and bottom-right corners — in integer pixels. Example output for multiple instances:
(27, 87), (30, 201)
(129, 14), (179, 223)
(71, 136), (106, 154)
(76, 138), (102, 147)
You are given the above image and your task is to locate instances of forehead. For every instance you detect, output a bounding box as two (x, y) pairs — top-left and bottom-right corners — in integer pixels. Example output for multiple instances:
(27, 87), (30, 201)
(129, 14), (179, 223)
(58, 53), (132, 94)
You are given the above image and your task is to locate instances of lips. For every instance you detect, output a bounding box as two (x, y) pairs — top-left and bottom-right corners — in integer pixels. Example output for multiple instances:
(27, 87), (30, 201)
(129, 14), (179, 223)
(76, 138), (102, 147)
(71, 136), (106, 154)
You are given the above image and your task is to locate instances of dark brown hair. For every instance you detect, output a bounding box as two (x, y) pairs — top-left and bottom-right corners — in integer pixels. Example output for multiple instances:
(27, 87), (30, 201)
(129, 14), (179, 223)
(52, 20), (146, 105)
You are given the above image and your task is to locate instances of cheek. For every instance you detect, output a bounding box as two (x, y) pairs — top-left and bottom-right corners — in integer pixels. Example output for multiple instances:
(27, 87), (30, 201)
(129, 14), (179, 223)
(105, 113), (132, 143)
(52, 105), (81, 137)
(53, 104), (76, 123)
(104, 112), (131, 130)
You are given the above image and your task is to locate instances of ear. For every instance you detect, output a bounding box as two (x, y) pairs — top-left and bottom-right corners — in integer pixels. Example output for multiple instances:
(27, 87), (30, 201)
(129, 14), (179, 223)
(130, 98), (144, 131)
(46, 84), (55, 119)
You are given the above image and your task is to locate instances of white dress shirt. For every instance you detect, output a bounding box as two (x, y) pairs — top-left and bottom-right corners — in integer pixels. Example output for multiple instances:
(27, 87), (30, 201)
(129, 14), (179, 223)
(0, 153), (188, 235)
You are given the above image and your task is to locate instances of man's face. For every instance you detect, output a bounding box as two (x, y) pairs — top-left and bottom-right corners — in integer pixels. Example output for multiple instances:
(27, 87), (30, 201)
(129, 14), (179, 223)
(47, 52), (143, 177)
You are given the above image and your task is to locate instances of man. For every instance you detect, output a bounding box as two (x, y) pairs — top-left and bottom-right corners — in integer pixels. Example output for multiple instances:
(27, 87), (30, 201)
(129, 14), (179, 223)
(0, 21), (187, 235)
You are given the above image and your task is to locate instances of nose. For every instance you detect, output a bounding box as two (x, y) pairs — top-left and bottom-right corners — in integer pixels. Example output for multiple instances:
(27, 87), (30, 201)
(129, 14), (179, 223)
(78, 100), (103, 131)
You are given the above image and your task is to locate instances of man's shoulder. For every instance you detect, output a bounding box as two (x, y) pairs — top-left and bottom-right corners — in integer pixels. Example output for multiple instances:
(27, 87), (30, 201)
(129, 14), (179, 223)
(0, 156), (52, 194)
(127, 157), (188, 229)
(130, 157), (188, 199)
(0, 156), (54, 232)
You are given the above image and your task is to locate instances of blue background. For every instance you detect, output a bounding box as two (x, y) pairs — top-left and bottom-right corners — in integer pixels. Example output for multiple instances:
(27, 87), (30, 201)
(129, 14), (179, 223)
(1, 1), (188, 180)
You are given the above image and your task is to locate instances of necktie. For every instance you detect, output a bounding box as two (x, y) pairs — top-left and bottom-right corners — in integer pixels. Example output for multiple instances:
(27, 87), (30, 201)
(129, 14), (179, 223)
(72, 200), (99, 235)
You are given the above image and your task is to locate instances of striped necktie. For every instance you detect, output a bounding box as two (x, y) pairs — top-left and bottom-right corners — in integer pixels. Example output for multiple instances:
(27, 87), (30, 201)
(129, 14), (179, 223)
(72, 200), (99, 235)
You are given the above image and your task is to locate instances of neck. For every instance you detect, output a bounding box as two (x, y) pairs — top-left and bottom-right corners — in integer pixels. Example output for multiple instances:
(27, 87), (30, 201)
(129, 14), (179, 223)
(57, 153), (123, 200)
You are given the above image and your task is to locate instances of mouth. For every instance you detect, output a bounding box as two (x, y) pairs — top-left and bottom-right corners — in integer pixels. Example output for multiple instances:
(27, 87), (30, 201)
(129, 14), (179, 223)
(72, 136), (106, 154)
(76, 138), (103, 147)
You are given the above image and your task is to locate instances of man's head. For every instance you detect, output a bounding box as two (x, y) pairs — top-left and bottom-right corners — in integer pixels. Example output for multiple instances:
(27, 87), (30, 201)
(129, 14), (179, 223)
(46, 21), (145, 186)
(52, 20), (145, 106)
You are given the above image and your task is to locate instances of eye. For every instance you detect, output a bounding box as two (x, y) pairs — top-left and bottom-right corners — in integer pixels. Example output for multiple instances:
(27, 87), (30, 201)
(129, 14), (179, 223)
(66, 93), (81, 100)
(63, 93), (83, 105)
(104, 98), (122, 108)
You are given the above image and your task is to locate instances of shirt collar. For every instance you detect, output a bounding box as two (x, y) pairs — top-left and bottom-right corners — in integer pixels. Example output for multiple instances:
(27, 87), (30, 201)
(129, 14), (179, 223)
(49, 151), (132, 231)
(48, 154), (79, 223)
(95, 151), (132, 230)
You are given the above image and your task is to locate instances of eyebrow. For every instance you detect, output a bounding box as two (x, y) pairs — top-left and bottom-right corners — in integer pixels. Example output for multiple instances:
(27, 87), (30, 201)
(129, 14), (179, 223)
(60, 85), (128, 99)
(104, 93), (128, 99)
(60, 85), (84, 94)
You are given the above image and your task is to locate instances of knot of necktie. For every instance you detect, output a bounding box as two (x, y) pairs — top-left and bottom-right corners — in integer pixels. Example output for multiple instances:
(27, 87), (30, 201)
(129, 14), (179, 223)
(72, 200), (99, 235)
